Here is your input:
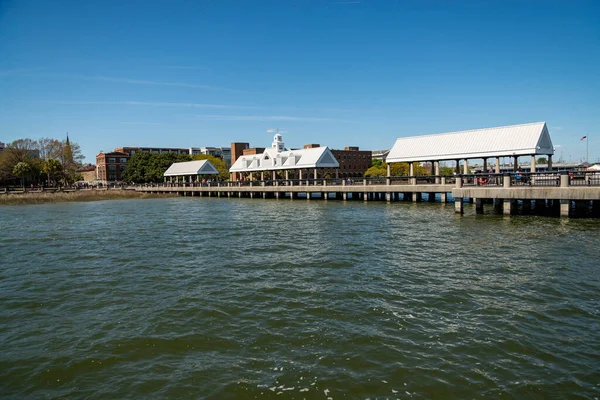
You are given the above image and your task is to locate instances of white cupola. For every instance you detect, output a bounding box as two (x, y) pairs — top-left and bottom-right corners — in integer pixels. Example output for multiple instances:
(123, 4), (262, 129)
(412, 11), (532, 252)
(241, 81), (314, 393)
(272, 133), (285, 153)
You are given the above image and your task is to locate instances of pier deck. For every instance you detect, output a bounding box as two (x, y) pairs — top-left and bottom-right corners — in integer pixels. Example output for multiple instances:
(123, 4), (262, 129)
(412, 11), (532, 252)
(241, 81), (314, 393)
(135, 172), (600, 218)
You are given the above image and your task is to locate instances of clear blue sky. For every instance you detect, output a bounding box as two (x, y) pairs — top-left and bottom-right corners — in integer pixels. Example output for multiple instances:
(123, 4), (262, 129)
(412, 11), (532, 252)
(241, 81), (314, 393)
(1, 0), (598, 164)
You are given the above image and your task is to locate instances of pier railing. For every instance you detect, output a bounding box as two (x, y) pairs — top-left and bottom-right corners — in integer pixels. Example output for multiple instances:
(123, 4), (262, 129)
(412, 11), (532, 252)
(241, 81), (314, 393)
(138, 171), (600, 189)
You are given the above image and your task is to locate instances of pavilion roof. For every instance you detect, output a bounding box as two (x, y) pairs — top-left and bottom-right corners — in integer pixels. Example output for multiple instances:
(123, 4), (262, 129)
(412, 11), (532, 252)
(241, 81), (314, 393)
(386, 122), (554, 163)
(163, 160), (219, 176)
(229, 146), (339, 172)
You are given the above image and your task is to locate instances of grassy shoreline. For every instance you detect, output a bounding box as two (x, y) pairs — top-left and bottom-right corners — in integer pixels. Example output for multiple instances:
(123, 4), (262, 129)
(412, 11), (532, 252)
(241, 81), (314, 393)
(0, 189), (172, 205)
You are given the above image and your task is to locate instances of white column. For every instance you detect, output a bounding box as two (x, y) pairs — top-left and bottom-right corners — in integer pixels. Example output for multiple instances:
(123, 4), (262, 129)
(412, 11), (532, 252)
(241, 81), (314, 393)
(531, 155), (536, 173)
(495, 157), (501, 174)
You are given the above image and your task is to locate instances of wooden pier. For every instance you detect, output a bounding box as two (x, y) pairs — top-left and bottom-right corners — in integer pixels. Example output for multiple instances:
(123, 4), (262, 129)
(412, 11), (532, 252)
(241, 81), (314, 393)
(135, 172), (600, 218)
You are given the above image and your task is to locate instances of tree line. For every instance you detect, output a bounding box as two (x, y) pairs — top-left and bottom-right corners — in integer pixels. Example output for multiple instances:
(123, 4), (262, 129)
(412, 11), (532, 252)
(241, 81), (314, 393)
(364, 159), (455, 177)
(0, 138), (84, 188)
(121, 152), (229, 183)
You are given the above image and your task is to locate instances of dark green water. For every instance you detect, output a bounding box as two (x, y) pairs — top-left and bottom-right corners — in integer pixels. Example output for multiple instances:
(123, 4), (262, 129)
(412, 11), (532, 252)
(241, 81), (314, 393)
(1, 198), (599, 399)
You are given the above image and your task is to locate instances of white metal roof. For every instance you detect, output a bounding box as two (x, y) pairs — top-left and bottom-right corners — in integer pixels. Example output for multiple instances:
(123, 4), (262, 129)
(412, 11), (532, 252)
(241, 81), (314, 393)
(386, 122), (554, 163)
(163, 160), (219, 176)
(229, 146), (339, 172)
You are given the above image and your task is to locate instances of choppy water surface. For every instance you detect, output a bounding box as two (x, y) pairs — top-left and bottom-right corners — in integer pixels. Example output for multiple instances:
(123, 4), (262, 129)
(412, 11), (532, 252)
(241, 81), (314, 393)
(1, 198), (599, 399)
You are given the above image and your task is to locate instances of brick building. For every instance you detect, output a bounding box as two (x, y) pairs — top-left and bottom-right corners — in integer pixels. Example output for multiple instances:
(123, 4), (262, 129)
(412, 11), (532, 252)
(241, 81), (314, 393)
(230, 142), (250, 181)
(96, 151), (130, 182)
(242, 147), (266, 156)
(306, 145), (372, 178)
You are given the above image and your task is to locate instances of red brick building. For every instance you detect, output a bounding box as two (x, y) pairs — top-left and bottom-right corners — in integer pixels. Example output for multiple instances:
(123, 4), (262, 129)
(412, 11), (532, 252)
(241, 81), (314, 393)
(96, 151), (130, 182)
(305, 145), (372, 178)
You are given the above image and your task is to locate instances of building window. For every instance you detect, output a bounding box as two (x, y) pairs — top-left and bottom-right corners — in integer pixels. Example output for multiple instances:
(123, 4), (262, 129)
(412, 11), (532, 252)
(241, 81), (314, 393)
(120, 165), (126, 172)
(108, 157), (116, 163)
(130, 150), (136, 155)
(109, 165), (116, 171)
(120, 158), (127, 163)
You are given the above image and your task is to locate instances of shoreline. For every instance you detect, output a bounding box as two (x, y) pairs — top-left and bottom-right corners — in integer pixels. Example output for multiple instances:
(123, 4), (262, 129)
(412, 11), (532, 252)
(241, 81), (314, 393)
(0, 189), (171, 206)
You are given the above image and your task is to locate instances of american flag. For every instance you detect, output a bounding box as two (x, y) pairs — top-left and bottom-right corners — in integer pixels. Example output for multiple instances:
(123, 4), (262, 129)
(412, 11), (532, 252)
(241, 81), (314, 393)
(580, 136), (587, 141)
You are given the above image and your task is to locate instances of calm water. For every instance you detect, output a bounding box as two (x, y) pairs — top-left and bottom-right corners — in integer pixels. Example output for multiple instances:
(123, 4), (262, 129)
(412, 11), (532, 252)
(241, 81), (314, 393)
(1, 198), (599, 399)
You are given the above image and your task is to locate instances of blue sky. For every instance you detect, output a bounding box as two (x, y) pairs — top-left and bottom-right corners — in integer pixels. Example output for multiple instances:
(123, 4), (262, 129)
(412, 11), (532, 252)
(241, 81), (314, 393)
(1, 0), (598, 164)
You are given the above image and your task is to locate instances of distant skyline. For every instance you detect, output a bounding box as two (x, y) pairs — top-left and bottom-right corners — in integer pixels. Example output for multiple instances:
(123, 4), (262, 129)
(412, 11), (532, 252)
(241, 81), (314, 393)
(1, 0), (598, 163)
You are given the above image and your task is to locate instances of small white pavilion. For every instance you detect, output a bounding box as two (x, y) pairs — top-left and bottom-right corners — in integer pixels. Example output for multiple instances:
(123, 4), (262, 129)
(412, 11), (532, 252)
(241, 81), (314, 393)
(386, 122), (555, 175)
(229, 134), (340, 180)
(163, 160), (219, 184)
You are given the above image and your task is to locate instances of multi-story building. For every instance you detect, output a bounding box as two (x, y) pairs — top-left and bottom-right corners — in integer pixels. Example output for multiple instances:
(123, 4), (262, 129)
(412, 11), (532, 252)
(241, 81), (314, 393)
(230, 142), (250, 181)
(115, 146), (231, 163)
(114, 146), (190, 156)
(96, 151), (130, 182)
(372, 149), (390, 161)
(197, 147), (232, 165)
(0, 142), (5, 153)
(307, 145), (372, 178)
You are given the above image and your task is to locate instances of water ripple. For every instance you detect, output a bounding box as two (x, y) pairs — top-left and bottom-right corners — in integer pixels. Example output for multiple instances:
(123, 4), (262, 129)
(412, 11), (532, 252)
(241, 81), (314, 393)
(1, 199), (599, 399)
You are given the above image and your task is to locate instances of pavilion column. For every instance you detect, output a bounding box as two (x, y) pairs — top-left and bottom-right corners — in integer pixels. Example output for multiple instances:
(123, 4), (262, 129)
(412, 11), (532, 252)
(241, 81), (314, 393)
(409, 162), (414, 176)
(547, 155), (553, 171)
(531, 155), (537, 173)
(164, 176), (167, 184)
(483, 158), (488, 174)
(513, 156), (519, 172)
(434, 161), (440, 184)
(495, 157), (501, 174)
(335, 169), (339, 179)
(387, 164), (391, 186)
(285, 170), (289, 181)
(314, 168), (318, 185)
(299, 169), (303, 180)
(455, 160), (460, 174)
(463, 159), (469, 175)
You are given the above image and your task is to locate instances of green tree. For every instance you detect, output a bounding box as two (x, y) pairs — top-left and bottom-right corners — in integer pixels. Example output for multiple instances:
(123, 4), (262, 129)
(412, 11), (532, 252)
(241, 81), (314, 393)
(536, 157), (548, 164)
(364, 164), (387, 177)
(13, 161), (31, 189)
(439, 166), (455, 176)
(122, 152), (192, 183)
(43, 158), (63, 186)
(122, 152), (151, 183)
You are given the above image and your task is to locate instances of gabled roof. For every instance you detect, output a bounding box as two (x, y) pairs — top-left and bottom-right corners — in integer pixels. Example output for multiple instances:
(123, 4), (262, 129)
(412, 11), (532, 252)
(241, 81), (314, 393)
(163, 160), (219, 176)
(229, 146), (339, 172)
(386, 122), (554, 163)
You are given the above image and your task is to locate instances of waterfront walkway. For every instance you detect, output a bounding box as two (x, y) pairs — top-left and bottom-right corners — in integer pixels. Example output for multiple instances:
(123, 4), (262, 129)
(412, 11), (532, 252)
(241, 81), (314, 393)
(136, 171), (600, 218)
